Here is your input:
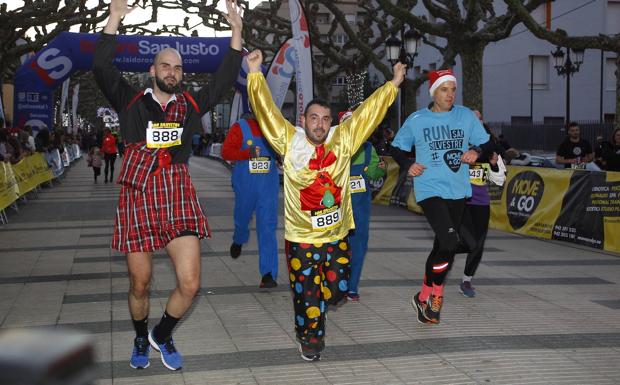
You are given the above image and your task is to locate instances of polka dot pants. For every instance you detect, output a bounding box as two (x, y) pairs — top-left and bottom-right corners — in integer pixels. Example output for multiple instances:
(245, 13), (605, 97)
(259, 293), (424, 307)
(285, 238), (351, 353)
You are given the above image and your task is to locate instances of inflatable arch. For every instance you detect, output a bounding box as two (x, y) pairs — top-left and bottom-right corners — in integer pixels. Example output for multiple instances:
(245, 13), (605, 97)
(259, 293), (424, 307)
(13, 32), (233, 130)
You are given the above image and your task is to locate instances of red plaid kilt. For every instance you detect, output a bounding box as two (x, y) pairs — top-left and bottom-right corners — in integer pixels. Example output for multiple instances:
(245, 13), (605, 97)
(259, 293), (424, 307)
(112, 163), (211, 253)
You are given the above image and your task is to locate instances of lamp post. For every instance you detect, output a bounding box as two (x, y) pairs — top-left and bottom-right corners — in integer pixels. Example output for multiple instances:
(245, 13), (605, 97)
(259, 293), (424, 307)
(385, 26), (422, 126)
(551, 46), (584, 127)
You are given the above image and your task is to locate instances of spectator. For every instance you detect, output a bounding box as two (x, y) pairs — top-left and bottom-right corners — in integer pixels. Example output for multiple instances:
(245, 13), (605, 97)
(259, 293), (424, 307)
(604, 127), (620, 172)
(0, 129), (11, 162)
(35, 128), (51, 152)
(101, 128), (117, 183)
(556, 122), (593, 169)
(6, 134), (23, 164)
(594, 134), (613, 170)
(498, 134), (511, 151)
(22, 125), (36, 152)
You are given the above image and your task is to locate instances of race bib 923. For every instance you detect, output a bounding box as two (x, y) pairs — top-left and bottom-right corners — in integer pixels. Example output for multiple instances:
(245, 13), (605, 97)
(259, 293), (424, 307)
(146, 121), (183, 148)
(249, 157), (271, 173)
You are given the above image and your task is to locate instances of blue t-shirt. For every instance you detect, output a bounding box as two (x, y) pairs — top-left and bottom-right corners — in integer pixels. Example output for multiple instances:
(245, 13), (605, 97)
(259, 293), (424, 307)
(391, 105), (489, 202)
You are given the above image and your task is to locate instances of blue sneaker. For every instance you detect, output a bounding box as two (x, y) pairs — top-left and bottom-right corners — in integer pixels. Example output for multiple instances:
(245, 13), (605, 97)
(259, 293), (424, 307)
(148, 331), (183, 370)
(459, 281), (476, 298)
(129, 336), (150, 369)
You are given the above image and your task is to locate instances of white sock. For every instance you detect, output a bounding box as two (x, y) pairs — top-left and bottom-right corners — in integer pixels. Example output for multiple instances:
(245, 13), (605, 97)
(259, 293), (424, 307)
(462, 275), (473, 283)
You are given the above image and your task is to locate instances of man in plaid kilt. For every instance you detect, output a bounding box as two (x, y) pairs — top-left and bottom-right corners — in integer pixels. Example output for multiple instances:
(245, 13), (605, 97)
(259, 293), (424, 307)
(92, 0), (243, 371)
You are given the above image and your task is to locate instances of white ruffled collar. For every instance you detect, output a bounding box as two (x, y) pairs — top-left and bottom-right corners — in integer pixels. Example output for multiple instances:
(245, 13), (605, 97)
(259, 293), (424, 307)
(288, 125), (337, 171)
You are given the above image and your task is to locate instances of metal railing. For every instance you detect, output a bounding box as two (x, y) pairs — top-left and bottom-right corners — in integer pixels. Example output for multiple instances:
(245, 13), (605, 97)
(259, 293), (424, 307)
(487, 120), (616, 153)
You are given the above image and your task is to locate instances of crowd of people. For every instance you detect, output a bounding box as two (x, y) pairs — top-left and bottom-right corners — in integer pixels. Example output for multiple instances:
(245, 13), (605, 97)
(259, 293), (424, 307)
(0, 119), (84, 166)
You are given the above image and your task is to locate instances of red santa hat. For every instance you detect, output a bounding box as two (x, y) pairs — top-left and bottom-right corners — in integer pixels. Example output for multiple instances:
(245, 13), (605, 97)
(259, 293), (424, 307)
(428, 69), (457, 97)
(338, 110), (353, 123)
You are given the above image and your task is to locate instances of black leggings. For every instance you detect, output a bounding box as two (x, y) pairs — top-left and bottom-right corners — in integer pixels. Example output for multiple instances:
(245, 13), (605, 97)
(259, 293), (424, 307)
(104, 153), (117, 181)
(459, 204), (490, 277)
(418, 197), (466, 286)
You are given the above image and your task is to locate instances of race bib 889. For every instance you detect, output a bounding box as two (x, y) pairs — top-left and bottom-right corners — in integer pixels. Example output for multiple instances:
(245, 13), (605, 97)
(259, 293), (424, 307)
(310, 206), (342, 231)
(147, 121), (183, 148)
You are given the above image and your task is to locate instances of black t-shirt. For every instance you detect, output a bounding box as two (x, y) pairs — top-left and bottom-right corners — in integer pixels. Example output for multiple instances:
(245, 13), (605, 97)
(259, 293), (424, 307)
(604, 145), (620, 172)
(556, 138), (593, 168)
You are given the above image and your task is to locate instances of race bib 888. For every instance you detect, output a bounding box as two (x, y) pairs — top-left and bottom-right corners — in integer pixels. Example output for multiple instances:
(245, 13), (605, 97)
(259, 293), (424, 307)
(147, 121), (183, 148)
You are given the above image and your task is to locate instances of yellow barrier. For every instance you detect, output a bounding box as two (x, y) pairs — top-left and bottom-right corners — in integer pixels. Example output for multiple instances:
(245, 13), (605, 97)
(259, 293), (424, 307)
(0, 153), (54, 211)
(0, 162), (19, 211)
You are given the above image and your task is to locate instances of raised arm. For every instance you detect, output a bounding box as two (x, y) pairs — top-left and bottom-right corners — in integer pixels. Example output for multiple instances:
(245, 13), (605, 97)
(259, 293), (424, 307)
(92, 0), (137, 116)
(103, 0), (135, 35)
(245, 50), (294, 155)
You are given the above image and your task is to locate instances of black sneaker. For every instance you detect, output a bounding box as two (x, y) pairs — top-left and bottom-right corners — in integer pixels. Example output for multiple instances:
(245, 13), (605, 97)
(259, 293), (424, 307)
(229, 243), (242, 259)
(423, 294), (443, 324)
(259, 273), (277, 288)
(411, 292), (432, 324)
(298, 343), (321, 362)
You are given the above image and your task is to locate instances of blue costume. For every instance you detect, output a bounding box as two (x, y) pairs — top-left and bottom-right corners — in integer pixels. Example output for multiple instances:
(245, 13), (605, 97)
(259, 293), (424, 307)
(348, 142), (383, 297)
(229, 119), (279, 279)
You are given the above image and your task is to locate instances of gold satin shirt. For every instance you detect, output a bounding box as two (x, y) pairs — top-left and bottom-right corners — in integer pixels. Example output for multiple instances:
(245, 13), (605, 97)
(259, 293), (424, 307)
(247, 72), (397, 243)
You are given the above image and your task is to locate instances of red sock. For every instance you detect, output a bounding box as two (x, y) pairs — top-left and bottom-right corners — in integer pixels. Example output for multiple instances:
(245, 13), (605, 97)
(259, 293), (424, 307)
(420, 283), (433, 302)
(432, 284), (444, 298)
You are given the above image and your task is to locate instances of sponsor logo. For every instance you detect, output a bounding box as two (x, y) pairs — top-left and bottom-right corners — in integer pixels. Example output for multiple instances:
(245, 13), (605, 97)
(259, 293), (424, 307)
(443, 149), (462, 173)
(31, 48), (73, 86)
(506, 171), (545, 230)
(137, 40), (220, 56)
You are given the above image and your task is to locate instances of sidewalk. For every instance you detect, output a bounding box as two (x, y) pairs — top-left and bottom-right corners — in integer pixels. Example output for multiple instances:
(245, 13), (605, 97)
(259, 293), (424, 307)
(0, 157), (619, 385)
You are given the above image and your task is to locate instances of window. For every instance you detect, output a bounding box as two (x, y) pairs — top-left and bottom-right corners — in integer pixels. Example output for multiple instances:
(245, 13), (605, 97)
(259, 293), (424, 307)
(316, 13), (330, 24)
(529, 55), (549, 90)
(319, 34), (329, 43)
(332, 76), (346, 86)
(607, 1), (620, 34)
(345, 14), (356, 24)
(334, 34), (347, 46)
(605, 57), (618, 91)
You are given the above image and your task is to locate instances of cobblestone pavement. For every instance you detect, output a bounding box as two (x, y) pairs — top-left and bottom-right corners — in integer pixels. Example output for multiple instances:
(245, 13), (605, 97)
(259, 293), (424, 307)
(1, 157), (619, 384)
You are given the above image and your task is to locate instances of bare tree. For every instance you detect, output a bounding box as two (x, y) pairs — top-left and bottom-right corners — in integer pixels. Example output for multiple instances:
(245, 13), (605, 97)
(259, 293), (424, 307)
(504, 0), (620, 127)
(374, 0), (547, 113)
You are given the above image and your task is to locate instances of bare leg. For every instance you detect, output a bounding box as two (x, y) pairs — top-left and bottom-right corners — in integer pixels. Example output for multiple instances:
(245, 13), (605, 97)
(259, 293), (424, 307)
(126, 252), (153, 320)
(164, 235), (201, 317)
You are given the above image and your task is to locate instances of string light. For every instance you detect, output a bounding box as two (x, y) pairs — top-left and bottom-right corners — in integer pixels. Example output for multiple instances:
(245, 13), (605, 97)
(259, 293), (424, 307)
(345, 71), (367, 110)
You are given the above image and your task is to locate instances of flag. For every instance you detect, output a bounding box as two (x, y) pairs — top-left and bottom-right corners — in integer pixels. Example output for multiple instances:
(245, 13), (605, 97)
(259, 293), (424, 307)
(288, 0), (314, 126)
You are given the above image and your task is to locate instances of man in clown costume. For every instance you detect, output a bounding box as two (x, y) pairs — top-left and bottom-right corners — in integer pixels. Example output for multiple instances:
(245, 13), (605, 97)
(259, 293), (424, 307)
(245, 49), (405, 361)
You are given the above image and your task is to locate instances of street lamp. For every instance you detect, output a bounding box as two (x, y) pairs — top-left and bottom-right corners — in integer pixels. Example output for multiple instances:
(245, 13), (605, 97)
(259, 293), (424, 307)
(385, 26), (422, 126)
(551, 46), (585, 126)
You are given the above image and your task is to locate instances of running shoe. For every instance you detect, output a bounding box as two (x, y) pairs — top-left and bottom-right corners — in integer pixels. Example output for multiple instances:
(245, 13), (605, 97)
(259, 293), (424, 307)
(459, 281), (476, 298)
(260, 273), (278, 288)
(129, 336), (150, 369)
(298, 343), (321, 362)
(230, 242), (242, 259)
(423, 294), (443, 324)
(411, 292), (432, 324)
(148, 330), (183, 370)
(347, 292), (360, 301)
